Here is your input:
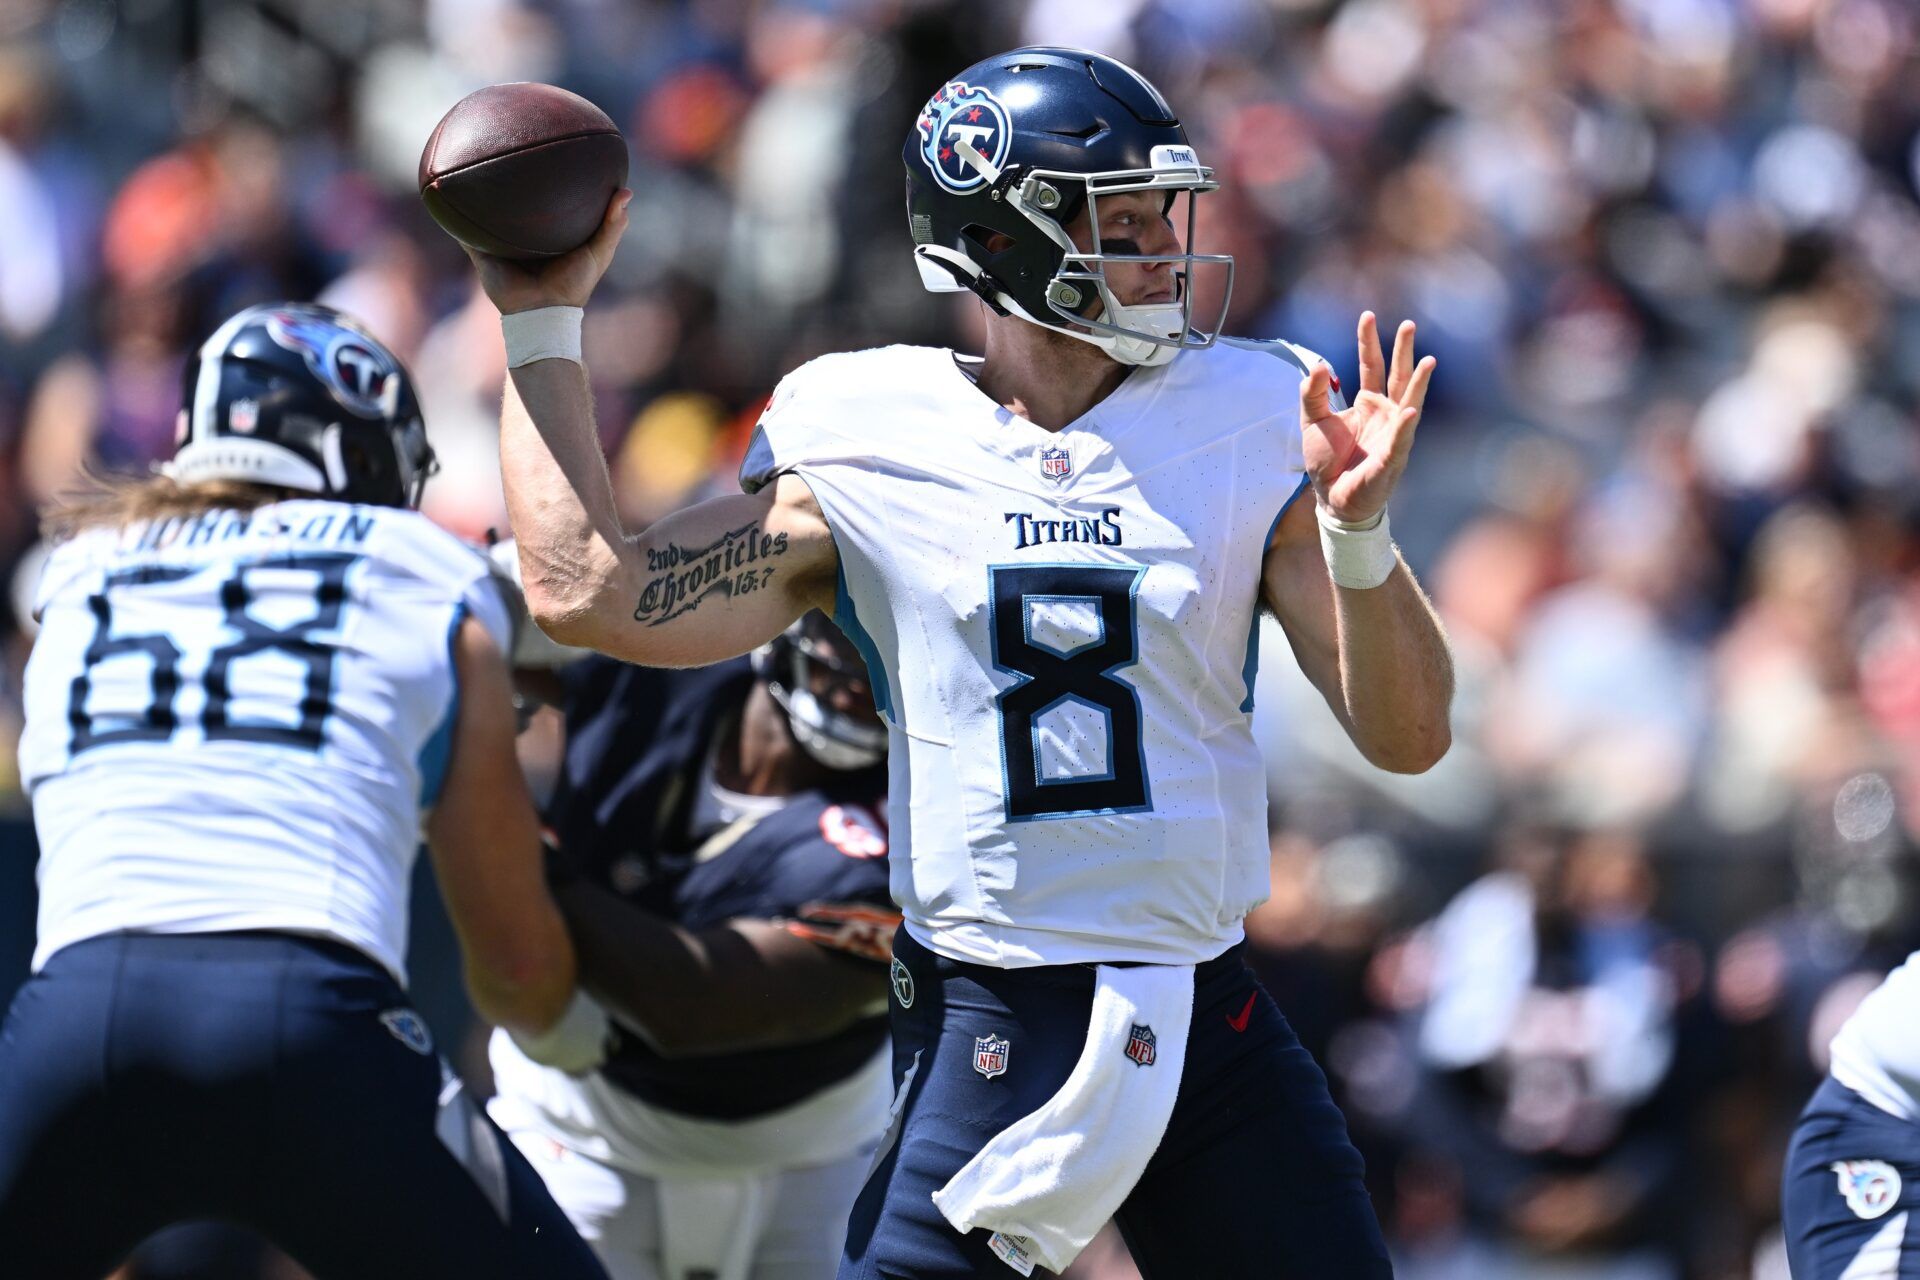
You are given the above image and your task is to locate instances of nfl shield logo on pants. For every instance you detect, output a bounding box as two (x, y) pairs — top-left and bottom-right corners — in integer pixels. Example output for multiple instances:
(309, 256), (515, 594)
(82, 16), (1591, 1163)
(1124, 1023), (1156, 1067)
(974, 1033), (1010, 1079)
(1039, 446), (1072, 482)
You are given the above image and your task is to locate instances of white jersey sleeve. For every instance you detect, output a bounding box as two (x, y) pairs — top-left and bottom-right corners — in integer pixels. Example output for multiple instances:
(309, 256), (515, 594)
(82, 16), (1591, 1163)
(741, 350), (921, 724)
(19, 500), (506, 982)
(1829, 951), (1920, 1121)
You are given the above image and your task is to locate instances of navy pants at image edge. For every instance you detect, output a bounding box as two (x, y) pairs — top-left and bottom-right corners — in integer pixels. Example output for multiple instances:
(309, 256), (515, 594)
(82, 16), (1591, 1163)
(1784, 1077), (1920, 1280)
(0, 931), (610, 1280)
(839, 929), (1394, 1280)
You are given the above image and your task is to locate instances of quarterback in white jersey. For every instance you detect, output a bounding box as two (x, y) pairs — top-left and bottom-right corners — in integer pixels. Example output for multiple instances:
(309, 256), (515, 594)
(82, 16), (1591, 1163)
(740, 335), (1330, 968)
(0, 303), (609, 1280)
(463, 47), (1451, 1280)
(1783, 955), (1920, 1277)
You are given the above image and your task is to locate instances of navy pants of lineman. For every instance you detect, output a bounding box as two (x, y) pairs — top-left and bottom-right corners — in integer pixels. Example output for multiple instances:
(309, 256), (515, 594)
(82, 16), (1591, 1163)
(1783, 1077), (1920, 1279)
(0, 931), (609, 1280)
(840, 929), (1393, 1279)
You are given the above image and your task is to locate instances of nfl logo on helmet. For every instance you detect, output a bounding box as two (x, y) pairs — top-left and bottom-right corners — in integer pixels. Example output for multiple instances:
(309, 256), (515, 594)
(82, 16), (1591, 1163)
(973, 1033), (1011, 1079)
(916, 80), (1013, 195)
(1124, 1023), (1156, 1067)
(1039, 446), (1072, 482)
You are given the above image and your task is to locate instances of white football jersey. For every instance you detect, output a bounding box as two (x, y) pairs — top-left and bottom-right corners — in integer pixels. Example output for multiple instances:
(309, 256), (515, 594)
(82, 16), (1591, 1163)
(1829, 952), (1920, 1121)
(19, 499), (512, 982)
(742, 340), (1324, 967)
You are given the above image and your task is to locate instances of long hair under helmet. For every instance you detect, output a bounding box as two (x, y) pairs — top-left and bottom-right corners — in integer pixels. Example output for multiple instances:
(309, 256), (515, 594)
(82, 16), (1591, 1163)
(167, 302), (436, 509)
(903, 46), (1233, 368)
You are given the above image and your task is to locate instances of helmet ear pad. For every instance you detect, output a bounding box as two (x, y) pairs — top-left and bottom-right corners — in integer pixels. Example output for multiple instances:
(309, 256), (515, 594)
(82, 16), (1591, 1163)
(956, 190), (1104, 324)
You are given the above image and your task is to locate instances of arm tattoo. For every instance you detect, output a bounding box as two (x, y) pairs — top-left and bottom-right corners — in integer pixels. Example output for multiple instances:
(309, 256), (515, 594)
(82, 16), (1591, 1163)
(633, 520), (789, 626)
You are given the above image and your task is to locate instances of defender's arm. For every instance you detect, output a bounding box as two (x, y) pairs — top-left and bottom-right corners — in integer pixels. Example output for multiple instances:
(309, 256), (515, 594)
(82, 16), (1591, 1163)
(551, 880), (889, 1059)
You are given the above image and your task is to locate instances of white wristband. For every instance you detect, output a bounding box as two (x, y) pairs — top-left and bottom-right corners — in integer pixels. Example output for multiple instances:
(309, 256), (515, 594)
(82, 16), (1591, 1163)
(502, 305), (584, 368)
(1317, 505), (1396, 590)
(509, 990), (611, 1074)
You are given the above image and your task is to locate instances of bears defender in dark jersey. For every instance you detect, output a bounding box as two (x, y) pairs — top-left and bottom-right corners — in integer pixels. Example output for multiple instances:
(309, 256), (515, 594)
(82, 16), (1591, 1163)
(488, 611), (898, 1280)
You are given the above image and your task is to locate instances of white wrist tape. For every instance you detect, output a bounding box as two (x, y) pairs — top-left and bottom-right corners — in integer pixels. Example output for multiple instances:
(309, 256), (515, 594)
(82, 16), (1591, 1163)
(502, 305), (584, 368)
(509, 990), (610, 1074)
(1317, 505), (1396, 590)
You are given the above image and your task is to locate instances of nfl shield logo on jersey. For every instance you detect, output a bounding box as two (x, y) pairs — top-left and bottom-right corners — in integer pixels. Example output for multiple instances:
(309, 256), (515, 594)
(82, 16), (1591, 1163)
(1831, 1159), (1902, 1220)
(1124, 1023), (1157, 1067)
(974, 1033), (1010, 1079)
(1039, 446), (1072, 482)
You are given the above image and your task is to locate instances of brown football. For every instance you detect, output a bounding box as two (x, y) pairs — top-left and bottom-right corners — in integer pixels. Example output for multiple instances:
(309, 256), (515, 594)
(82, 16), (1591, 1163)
(419, 82), (628, 260)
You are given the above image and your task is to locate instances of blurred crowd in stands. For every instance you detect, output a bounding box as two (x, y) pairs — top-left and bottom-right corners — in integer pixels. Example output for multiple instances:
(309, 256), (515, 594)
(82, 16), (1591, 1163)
(1, 0), (1917, 1277)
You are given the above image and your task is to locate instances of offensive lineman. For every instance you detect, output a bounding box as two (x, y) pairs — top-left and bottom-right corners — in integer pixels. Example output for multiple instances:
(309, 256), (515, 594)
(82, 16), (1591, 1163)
(488, 612), (902, 1280)
(0, 303), (609, 1279)
(465, 48), (1450, 1279)
(1784, 956), (1920, 1276)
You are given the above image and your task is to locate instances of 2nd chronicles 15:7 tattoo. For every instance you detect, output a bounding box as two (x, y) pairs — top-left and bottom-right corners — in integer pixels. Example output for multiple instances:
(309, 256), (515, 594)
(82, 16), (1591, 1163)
(633, 520), (788, 626)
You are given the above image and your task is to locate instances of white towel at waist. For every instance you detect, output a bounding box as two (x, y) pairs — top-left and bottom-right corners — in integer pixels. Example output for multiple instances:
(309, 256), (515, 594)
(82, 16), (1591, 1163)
(931, 961), (1194, 1275)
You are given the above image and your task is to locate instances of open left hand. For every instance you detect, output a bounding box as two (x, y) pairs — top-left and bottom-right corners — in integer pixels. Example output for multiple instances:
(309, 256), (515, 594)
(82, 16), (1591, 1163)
(1301, 312), (1436, 524)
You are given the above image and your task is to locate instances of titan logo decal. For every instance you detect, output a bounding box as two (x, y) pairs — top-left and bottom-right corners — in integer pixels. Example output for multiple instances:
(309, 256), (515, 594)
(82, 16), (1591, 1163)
(264, 310), (399, 418)
(891, 956), (915, 1009)
(916, 81), (1012, 194)
(1832, 1159), (1902, 1220)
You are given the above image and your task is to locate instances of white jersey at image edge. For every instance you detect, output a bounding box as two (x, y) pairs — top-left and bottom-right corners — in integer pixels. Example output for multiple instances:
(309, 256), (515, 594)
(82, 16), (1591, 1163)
(741, 340), (1325, 968)
(1829, 950), (1920, 1122)
(19, 500), (512, 983)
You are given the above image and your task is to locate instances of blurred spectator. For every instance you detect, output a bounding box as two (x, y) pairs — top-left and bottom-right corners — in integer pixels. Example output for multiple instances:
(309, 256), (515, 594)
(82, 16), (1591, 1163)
(1362, 825), (1702, 1280)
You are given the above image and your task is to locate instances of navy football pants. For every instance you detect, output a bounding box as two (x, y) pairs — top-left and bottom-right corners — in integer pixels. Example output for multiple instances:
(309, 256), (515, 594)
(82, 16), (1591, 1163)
(840, 930), (1393, 1279)
(1783, 1077), (1920, 1279)
(0, 931), (609, 1280)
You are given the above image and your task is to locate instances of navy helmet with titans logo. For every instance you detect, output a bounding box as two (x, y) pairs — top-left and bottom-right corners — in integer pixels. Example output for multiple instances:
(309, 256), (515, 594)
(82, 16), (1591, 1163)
(903, 46), (1233, 367)
(168, 302), (435, 509)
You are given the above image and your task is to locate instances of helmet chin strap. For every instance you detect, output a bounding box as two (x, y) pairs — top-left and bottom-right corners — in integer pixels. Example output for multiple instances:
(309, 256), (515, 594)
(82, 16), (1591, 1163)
(995, 286), (1184, 368)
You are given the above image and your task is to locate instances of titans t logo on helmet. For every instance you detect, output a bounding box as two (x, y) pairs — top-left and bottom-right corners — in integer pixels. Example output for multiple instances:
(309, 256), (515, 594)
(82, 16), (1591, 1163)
(265, 309), (400, 419)
(916, 81), (1012, 194)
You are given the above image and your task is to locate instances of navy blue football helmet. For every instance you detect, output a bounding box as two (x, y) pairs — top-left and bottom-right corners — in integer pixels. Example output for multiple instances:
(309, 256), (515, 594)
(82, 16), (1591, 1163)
(167, 302), (435, 509)
(903, 47), (1233, 366)
(753, 612), (887, 772)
